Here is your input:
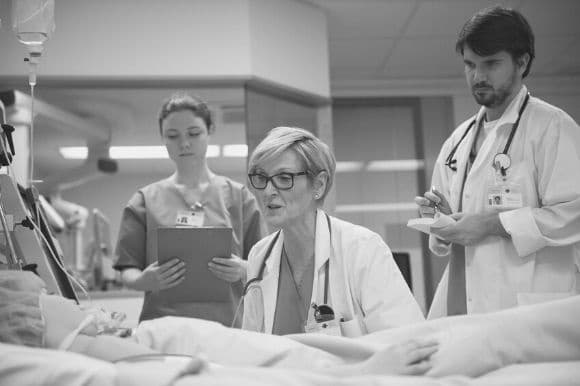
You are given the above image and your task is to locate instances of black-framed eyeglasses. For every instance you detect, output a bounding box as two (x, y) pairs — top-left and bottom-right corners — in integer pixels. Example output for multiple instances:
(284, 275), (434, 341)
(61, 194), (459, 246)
(248, 171), (308, 190)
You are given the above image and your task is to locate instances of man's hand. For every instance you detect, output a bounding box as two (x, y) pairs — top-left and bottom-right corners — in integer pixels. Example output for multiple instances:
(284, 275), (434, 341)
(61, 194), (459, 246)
(431, 212), (509, 246)
(414, 187), (452, 218)
(208, 254), (247, 283)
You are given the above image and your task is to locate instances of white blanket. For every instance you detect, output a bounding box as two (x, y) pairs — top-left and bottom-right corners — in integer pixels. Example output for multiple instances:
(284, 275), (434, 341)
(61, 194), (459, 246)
(2, 296), (580, 385)
(134, 295), (580, 377)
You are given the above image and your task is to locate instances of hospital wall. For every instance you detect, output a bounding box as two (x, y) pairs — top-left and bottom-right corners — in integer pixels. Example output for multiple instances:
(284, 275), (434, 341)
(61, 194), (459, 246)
(0, 0), (329, 98)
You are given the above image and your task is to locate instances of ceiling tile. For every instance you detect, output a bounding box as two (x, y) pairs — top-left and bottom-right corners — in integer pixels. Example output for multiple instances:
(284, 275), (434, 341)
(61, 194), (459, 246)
(406, 0), (520, 37)
(329, 38), (395, 69)
(316, 0), (418, 38)
(330, 67), (380, 81)
(519, 0), (580, 36)
(384, 38), (464, 78)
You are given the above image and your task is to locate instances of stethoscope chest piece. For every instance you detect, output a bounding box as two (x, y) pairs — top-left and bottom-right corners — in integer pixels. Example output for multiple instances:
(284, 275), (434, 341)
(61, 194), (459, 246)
(493, 153), (511, 176)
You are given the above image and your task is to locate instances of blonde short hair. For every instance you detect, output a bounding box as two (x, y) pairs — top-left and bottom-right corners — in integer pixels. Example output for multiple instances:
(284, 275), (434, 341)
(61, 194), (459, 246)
(248, 127), (335, 203)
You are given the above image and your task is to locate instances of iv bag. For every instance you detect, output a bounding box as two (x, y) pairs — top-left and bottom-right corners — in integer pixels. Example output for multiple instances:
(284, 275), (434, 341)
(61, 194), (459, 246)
(12, 0), (55, 49)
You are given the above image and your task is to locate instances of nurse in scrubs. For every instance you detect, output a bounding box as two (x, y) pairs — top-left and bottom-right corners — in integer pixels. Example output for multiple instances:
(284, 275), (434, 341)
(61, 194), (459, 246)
(242, 127), (424, 337)
(114, 93), (266, 324)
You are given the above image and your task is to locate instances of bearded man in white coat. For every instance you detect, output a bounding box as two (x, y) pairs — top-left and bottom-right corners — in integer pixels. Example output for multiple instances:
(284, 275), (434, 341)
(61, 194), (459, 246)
(415, 6), (580, 318)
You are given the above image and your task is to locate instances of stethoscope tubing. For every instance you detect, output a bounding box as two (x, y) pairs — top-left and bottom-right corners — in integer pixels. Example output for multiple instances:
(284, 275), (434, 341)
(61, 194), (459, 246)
(445, 93), (530, 173)
(243, 213), (332, 300)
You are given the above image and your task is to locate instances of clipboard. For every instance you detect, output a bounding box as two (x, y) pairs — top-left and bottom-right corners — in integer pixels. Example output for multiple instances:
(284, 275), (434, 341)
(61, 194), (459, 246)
(157, 227), (233, 303)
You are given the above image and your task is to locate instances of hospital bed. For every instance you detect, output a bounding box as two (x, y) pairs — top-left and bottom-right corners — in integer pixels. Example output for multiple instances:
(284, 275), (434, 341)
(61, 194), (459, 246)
(1, 276), (579, 386)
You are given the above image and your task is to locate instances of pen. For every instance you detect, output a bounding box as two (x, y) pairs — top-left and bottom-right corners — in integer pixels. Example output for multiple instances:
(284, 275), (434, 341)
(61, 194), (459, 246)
(431, 186), (440, 214)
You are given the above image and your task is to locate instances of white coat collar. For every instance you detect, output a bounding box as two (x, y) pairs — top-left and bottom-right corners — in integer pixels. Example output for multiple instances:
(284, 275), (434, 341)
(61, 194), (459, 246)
(314, 209), (331, 272)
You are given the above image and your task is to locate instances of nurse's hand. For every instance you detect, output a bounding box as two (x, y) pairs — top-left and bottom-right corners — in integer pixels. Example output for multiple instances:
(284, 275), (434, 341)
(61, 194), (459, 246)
(208, 254), (248, 283)
(432, 212), (509, 245)
(362, 338), (439, 375)
(414, 188), (452, 218)
(136, 259), (186, 291)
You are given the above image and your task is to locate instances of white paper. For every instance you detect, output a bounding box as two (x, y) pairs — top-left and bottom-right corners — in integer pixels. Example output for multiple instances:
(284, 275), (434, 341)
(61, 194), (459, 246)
(407, 213), (456, 235)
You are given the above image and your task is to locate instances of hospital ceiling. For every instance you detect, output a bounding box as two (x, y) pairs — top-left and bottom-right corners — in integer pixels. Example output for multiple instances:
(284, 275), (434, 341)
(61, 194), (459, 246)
(309, 0), (580, 93)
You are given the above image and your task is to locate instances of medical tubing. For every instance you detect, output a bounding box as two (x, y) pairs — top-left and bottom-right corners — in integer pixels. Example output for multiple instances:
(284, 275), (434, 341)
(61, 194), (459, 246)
(445, 120), (475, 170)
(502, 93), (530, 155)
(30, 219), (91, 302)
(57, 313), (96, 351)
(29, 83), (35, 186)
(230, 295), (245, 328)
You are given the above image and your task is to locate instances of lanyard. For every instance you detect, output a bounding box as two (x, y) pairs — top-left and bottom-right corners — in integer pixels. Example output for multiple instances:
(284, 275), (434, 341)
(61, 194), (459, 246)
(244, 213), (331, 303)
(445, 92), (531, 173)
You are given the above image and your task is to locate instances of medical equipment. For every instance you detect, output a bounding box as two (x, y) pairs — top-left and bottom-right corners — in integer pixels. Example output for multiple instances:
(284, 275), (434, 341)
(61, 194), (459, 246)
(12, 0), (55, 186)
(231, 214), (333, 329)
(0, 97), (81, 300)
(445, 93), (530, 176)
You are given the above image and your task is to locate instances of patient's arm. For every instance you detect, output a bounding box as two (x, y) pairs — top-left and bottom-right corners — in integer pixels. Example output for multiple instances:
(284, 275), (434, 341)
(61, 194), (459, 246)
(322, 338), (438, 376)
(68, 334), (158, 362)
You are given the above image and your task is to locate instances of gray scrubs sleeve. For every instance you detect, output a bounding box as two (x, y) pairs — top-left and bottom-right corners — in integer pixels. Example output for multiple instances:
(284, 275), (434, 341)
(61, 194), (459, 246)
(114, 192), (147, 270)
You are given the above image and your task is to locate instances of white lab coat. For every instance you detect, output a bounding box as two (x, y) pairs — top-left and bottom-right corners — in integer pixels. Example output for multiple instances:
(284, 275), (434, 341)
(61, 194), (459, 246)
(429, 86), (580, 319)
(243, 210), (424, 336)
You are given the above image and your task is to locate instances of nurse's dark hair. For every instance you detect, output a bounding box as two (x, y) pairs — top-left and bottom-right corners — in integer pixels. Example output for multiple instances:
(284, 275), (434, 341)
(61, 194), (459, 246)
(456, 6), (535, 78)
(158, 93), (214, 135)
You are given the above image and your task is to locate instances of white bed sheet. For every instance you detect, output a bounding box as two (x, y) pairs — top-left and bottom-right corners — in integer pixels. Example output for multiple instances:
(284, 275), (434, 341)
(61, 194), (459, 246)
(2, 295), (580, 386)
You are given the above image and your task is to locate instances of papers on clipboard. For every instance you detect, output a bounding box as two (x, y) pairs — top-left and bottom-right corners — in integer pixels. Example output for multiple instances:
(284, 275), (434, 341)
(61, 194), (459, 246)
(407, 213), (456, 235)
(157, 227), (233, 303)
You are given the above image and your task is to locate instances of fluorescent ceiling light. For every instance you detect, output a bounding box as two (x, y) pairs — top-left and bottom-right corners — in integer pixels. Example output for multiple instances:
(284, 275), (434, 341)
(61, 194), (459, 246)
(222, 144), (247, 158)
(206, 145), (220, 158)
(336, 161), (364, 172)
(59, 146), (88, 159)
(60, 145), (221, 159)
(366, 159), (424, 172)
(109, 146), (168, 159)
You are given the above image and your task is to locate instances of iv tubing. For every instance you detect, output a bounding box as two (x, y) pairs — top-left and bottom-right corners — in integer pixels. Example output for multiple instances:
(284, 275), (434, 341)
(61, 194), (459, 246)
(29, 82), (35, 187)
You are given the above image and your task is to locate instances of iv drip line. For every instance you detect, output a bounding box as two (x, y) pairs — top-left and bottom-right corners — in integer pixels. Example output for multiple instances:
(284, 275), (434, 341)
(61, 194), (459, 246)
(29, 82), (35, 187)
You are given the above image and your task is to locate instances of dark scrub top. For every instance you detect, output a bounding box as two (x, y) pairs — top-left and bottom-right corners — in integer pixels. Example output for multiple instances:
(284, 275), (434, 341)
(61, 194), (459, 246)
(114, 174), (266, 325)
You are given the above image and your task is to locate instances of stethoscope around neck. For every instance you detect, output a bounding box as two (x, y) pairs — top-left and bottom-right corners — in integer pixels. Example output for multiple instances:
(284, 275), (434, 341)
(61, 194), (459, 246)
(231, 213), (332, 328)
(445, 92), (530, 177)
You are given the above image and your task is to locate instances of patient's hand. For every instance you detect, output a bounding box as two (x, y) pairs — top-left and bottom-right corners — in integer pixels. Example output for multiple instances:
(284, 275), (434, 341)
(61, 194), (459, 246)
(362, 338), (439, 376)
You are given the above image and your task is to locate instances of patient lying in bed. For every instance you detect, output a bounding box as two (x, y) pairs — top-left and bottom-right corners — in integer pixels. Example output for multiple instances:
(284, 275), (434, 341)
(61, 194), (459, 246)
(2, 270), (580, 384)
(0, 270), (437, 377)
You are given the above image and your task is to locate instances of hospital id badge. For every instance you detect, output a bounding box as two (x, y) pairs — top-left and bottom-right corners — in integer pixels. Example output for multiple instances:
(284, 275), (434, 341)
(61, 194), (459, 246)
(304, 319), (341, 336)
(487, 184), (523, 209)
(175, 210), (204, 227)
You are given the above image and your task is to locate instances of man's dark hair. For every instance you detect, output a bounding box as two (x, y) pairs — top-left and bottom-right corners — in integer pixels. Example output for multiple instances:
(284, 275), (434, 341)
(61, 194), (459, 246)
(456, 6), (535, 78)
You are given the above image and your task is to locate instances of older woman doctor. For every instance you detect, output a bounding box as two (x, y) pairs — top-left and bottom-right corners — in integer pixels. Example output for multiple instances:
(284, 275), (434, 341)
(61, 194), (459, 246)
(242, 127), (424, 337)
